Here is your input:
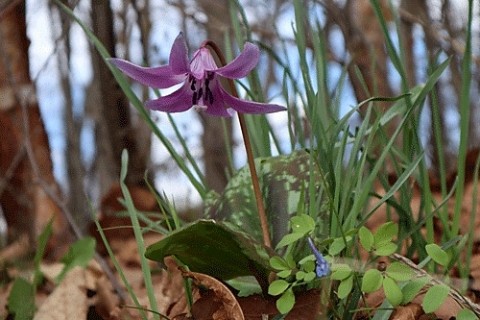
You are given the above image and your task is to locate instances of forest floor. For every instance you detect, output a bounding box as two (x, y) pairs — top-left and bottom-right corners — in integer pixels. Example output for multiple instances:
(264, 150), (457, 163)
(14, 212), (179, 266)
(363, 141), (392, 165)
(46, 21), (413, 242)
(1, 190), (480, 319)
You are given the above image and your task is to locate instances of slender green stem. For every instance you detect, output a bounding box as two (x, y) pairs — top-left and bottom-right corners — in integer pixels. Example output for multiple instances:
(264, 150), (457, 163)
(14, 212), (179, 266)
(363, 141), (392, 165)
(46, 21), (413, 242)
(204, 40), (272, 248)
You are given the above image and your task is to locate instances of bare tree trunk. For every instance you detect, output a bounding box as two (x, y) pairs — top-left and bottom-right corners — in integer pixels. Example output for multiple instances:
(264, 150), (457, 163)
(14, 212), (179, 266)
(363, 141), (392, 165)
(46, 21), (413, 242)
(52, 1), (89, 228)
(89, 0), (150, 198)
(0, 2), (69, 255)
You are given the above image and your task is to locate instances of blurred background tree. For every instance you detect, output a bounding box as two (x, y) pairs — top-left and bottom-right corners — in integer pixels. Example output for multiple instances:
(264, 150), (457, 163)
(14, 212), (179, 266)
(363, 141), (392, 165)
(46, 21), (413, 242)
(0, 0), (478, 252)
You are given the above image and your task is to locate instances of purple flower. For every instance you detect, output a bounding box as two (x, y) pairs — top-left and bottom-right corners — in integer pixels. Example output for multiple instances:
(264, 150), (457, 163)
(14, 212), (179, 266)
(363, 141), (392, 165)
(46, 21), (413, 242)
(307, 237), (330, 277)
(109, 33), (286, 117)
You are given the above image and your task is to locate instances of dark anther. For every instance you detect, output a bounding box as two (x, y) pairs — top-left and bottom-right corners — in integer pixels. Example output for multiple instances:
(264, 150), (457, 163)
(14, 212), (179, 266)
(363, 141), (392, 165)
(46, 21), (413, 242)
(207, 72), (214, 80)
(190, 79), (196, 91)
(206, 88), (214, 104)
(192, 92), (198, 105)
(197, 88), (203, 100)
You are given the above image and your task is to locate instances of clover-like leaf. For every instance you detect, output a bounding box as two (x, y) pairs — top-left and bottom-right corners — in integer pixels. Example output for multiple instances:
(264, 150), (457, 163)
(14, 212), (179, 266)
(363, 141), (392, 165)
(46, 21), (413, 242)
(268, 279), (290, 296)
(276, 232), (304, 249)
(383, 276), (403, 306)
(402, 276), (429, 304)
(337, 275), (354, 299)
(290, 214), (316, 235)
(331, 264), (353, 281)
(422, 284), (450, 314)
(456, 308), (478, 320)
(359, 226), (374, 252)
(362, 269), (383, 293)
(303, 271), (316, 282)
(374, 222), (398, 247)
(374, 242), (398, 256)
(276, 287), (295, 314)
(386, 262), (415, 282)
(301, 260), (316, 273)
(425, 243), (450, 267)
(329, 236), (352, 256)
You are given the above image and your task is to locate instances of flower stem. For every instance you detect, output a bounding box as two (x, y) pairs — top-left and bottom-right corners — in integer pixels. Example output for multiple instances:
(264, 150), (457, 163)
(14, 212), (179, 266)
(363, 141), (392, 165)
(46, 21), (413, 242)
(205, 40), (272, 248)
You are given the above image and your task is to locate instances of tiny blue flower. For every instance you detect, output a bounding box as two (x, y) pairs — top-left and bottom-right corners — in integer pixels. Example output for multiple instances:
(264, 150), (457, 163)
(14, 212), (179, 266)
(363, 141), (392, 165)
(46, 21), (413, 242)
(307, 237), (330, 277)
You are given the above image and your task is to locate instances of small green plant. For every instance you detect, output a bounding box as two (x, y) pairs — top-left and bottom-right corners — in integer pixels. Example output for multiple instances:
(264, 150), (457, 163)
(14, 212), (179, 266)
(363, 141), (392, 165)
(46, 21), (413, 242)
(268, 213), (329, 314)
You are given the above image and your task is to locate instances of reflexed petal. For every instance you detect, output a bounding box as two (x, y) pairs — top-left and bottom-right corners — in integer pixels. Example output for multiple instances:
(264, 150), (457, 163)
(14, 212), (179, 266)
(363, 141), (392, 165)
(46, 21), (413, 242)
(204, 95), (234, 117)
(145, 84), (193, 112)
(215, 42), (260, 79)
(169, 32), (190, 75)
(108, 58), (183, 88)
(220, 87), (286, 114)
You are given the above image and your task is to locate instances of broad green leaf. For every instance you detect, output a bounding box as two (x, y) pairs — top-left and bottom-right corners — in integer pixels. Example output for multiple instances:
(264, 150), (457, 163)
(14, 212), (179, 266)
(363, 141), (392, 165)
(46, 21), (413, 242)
(383, 277), (403, 306)
(298, 254), (315, 265)
(425, 244), (450, 267)
(296, 271), (306, 281)
(277, 270), (292, 278)
(270, 256), (289, 271)
(362, 269), (383, 293)
(7, 278), (35, 320)
(285, 253), (297, 269)
(331, 264), (352, 281)
(374, 222), (398, 247)
(422, 285), (450, 314)
(269, 279), (290, 296)
(290, 214), (316, 235)
(386, 262), (415, 282)
(275, 232), (304, 249)
(402, 277), (429, 304)
(374, 242), (398, 256)
(57, 237), (96, 283)
(329, 236), (351, 256)
(301, 260), (315, 273)
(337, 275), (354, 299)
(145, 220), (273, 281)
(359, 226), (374, 252)
(226, 277), (262, 297)
(276, 288), (295, 314)
(303, 271), (316, 282)
(456, 309), (478, 320)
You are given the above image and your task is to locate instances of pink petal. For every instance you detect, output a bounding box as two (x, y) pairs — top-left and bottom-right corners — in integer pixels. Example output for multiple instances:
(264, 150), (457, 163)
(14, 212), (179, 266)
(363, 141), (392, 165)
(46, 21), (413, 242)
(204, 96), (234, 117)
(145, 84), (193, 112)
(214, 42), (260, 79)
(220, 88), (286, 114)
(109, 58), (183, 88)
(169, 32), (190, 75)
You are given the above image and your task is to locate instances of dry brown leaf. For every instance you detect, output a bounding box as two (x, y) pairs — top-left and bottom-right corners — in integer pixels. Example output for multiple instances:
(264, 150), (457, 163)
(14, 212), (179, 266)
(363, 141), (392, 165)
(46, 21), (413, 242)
(182, 269), (244, 320)
(390, 304), (424, 320)
(94, 275), (120, 319)
(33, 266), (90, 320)
(0, 234), (30, 263)
(412, 294), (462, 320)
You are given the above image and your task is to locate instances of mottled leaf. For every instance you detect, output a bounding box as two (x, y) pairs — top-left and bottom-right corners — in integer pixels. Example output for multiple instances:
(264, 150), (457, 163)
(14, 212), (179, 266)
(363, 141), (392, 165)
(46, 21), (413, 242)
(205, 151), (327, 245)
